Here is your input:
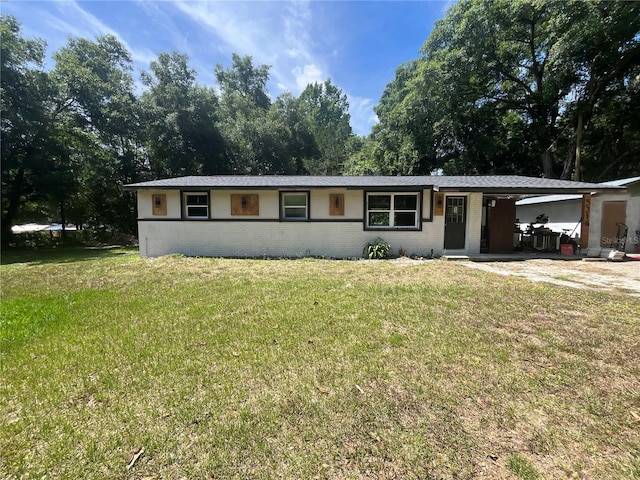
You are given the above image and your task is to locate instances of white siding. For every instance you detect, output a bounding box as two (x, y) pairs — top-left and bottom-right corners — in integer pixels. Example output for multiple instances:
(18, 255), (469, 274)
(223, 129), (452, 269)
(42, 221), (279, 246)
(310, 189), (363, 219)
(466, 193), (483, 254)
(134, 188), (483, 258)
(210, 190), (279, 219)
(138, 190), (181, 219)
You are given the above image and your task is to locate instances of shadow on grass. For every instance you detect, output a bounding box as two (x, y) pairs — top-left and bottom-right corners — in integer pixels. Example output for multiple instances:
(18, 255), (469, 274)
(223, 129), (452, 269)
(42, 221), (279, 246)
(0, 245), (139, 265)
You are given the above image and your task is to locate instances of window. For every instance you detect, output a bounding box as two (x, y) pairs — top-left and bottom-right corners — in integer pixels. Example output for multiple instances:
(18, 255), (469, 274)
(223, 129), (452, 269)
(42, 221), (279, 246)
(366, 193), (420, 229)
(445, 196), (465, 224)
(183, 192), (209, 219)
(281, 192), (309, 221)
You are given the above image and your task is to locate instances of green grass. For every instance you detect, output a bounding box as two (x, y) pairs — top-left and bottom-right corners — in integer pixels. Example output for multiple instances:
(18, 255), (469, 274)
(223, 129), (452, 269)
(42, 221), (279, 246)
(1, 251), (639, 479)
(507, 453), (540, 479)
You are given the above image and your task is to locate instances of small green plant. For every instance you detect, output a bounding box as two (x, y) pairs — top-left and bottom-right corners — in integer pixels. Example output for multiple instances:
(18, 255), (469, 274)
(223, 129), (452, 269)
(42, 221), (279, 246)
(363, 237), (391, 259)
(507, 454), (540, 480)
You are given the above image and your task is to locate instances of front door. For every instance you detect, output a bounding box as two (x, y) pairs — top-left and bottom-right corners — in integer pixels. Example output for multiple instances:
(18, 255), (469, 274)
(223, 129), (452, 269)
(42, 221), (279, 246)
(444, 196), (467, 250)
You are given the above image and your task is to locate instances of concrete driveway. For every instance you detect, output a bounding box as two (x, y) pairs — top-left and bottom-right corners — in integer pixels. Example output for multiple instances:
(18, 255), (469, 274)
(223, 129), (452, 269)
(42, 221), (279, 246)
(459, 259), (640, 297)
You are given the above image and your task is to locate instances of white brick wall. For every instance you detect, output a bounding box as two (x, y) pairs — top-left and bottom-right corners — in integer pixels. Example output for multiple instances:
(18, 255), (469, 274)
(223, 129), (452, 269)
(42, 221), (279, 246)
(138, 220), (457, 258)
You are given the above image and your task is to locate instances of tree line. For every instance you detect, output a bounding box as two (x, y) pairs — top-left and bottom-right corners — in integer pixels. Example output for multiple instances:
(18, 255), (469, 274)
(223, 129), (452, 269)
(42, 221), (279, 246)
(3, 1), (639, 244)
(1, 15), (354, 243)
(346, 0), (640, 181)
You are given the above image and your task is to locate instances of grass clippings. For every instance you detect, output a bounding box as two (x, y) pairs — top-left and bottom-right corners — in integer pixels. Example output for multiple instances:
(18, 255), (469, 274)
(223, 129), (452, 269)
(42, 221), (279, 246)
(1, 251), (639, 479)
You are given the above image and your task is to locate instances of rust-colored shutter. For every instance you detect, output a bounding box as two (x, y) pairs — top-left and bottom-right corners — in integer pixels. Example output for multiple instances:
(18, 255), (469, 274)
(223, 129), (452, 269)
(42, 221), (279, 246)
(329, 194), (345, 216)
(434, 193), (444, 216)
(580, 194), (591, 248)
(231, 194), (259, 215)
(152, 194), (167, 216)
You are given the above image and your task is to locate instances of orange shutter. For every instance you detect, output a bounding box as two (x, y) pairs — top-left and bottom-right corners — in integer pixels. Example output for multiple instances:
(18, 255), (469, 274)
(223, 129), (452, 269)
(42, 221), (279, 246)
(434, 193), (444, 216)
(231, 194), (259, 215)
(329, 194), (345, 216)
(152, 194), (167, 216)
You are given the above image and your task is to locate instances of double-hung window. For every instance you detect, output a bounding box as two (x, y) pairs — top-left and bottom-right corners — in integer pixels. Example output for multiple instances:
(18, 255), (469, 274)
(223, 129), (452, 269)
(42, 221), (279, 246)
(183, 192), (209, 219)
(366, 192), (420, 229)
(281, 192), (309, 221)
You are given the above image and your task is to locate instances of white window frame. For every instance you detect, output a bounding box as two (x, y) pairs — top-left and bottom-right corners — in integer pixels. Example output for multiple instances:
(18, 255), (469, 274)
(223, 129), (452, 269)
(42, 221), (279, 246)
(280, 191), (309, 221)
(366, 192), (420, 229)
(183, 192), (209, 219)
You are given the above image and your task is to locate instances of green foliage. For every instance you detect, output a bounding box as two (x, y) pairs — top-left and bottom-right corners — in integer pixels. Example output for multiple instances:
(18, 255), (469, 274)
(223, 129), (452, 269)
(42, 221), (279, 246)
(141, 52), (227, 177)
(1, 16), (355, 241)
(1, 15), (50, 243)
(298, 79), (353, 174)
(349, 0), (640, 180)
(363, 237), (391, 259)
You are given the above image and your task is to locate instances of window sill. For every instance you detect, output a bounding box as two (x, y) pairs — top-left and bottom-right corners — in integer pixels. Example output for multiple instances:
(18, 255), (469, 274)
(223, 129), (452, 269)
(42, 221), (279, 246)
(364, 226), (421, 231)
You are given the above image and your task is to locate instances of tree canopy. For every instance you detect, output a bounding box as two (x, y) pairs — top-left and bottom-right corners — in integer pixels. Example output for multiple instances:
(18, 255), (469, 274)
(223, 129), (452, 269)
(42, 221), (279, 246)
(347, 0), (640, 181)
(2, 3), (639, 244)
(0, 16), (354, 244)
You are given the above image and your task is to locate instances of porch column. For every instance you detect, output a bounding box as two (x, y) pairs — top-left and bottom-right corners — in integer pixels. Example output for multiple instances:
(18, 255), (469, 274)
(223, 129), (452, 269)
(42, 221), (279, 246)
(580, 193), (591, 249)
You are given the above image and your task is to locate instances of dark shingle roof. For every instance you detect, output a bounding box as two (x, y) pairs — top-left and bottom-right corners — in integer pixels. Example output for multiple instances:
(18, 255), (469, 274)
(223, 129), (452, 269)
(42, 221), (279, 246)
(124, 175), (622, 194)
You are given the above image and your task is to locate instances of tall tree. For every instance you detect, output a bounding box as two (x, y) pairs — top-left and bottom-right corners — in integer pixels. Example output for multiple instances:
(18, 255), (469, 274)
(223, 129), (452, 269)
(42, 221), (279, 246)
(1, 15), (52, 244)
(214, 53), (271, 111)
(271, 92), (320, 174)
(215, 54), (296, 174)
(51, 34), (141, 234)
(298, 79), (352, 175)
(355, 0), (640, 180)
(141, 52), (226, 177)
(554, 0), (640, 179)
(423, 0), (574, 177)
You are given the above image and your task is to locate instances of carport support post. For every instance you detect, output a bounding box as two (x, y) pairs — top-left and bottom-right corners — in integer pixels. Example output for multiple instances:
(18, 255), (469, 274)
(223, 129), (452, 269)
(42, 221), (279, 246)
(580, 193), (591, 250)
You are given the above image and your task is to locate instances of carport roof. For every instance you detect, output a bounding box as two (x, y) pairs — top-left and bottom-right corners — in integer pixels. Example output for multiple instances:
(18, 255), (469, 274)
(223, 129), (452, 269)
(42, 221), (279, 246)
(125, 175), (624, 194)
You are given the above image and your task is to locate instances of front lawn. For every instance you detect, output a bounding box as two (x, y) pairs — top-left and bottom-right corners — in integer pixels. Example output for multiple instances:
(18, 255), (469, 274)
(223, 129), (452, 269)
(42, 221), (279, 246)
(1, 253), (638, 479)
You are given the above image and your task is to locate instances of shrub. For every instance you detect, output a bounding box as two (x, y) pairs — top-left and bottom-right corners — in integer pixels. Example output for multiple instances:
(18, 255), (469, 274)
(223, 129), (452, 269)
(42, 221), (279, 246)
(363, 237), (391, 259)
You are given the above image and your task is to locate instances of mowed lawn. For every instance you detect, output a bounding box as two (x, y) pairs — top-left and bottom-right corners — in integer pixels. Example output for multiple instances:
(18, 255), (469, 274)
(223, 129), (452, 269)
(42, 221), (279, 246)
(1, 250), (639, 479)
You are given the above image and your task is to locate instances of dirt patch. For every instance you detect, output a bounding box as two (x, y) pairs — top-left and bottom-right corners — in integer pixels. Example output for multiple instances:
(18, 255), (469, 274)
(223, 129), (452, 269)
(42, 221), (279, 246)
(459, 259), (640, 296)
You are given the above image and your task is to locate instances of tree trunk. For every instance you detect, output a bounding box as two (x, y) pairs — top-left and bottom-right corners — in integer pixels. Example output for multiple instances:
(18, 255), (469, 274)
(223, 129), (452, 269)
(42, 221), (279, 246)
(1, 166), (26, 247)
(561, 137), (576, 180)
(574, 111), (584, 181)
(542, 149), (554, 178)
(59, 200), (67, 241)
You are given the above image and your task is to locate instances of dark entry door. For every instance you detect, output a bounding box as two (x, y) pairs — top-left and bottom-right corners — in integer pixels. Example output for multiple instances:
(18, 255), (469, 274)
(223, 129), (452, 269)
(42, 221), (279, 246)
(444, 196), (467, 249)
(488, 198), (516, 253)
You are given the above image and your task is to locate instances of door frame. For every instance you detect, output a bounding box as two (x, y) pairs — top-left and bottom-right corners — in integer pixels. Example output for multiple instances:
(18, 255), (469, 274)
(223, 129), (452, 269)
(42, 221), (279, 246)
(444, 195), (467, 250)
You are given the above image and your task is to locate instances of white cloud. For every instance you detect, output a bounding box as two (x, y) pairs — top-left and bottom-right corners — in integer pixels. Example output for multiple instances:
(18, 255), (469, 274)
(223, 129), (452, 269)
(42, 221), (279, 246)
(171, 0), (327, 95)
(282, 1), (313, 61)
(293, 64), (324, 91)
(47, 0), (156, 68)
(348, 95), (378, 137)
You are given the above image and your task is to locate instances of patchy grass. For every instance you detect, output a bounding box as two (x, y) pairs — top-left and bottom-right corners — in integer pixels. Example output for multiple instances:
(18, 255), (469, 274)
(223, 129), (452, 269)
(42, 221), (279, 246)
(1, 253), (639, 479)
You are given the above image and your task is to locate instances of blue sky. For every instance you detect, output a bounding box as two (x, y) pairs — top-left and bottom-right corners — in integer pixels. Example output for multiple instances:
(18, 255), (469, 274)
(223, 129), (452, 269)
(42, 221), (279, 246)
(2, 1), (452, 136)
